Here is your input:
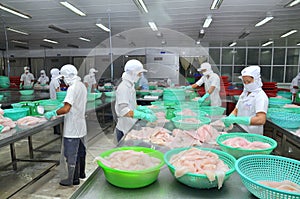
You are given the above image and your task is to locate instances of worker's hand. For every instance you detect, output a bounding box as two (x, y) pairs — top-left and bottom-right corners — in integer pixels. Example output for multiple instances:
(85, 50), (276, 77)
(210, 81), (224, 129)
(19, 83), (23, 89)
(0, 124), (4, 132)
(133, 110), (157, 122)
(181, 85), (192, 90)
(44, 110), (57, 120)
(40, 83), (47, 86)
(222, 116), (251, 127)
(198, 93), (210, 104)
(136, 106), (154, 114)
(29, 82), (34, 88)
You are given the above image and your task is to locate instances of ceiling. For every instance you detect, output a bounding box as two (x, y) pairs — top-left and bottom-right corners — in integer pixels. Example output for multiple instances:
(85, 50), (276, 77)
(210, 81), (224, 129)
(0, 0), (300, 50)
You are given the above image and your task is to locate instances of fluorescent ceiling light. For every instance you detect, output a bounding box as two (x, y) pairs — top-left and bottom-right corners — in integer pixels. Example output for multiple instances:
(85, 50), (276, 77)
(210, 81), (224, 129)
(210, 0), (223, 10)
(48, 25), (69, 34)
(196, 40), (201, 45)
(0, 3), (31, 19)
(43, 39), (58, 44)
(11, 40), (28, 45)
(280, 29), (297, 38)
(239, 31), (250, 39)
(262, 41), (273, 47)
(297, 42), (300, 46)
(96, 23), (110, 32)
(255, 16), (273, 27)
(198, 29), (205, 39)
(7, 27), (29, 35)
(148, 22), (158, 31)
(285, 0), (300, 7)
(203, 16), (212, 28)
(229, 42), (237, 47)
(133, 0), (148, 13)
(79, 37), (90, 42)
(60, 1), (86, 16)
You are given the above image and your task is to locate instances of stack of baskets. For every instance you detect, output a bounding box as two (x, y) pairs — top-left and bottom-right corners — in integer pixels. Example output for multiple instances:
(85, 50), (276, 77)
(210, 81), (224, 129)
(269, 112), (300, 129)
(277, 91), (292, 99)
(268, 97), (292, 108)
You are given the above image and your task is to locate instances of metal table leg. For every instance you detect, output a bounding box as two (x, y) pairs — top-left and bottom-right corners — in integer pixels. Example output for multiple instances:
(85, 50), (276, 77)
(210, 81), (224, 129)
(28, 136), (34, 159)
(10, 143), (17, 171)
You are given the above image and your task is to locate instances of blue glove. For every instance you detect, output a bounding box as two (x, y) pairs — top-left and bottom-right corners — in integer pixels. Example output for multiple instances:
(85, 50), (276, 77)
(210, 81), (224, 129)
(30, 82), (34, 88)
(0, 124), (4, 133)
(181, 85), (192, 90)
(198, 93), (210, 104)
(19, 83), (23, 89)
(44, 110), (57, 120)
(222, 116), (251, 127)
(136, 106), (154, 114)
(133, 110), (157, 122)
(94, 88), (100, 93)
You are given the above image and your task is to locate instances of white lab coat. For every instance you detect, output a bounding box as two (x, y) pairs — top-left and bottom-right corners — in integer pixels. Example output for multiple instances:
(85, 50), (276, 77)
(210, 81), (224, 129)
(38, 75), (49, 85)
(20, 73), (35, 86)
(63, 80), (87, 138)
(195, 73), (221, 106)
(236, 89), (269, 134)
(290, 74), (300, 94)
(83, 74), (97, 92)
(49, 78), (60, 99)
(115, 76), (138, 134)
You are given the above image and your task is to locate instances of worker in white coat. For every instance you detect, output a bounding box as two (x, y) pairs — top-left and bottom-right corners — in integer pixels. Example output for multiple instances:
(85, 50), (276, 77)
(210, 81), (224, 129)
(44, 64), (87, 186)
(20, 66), (35, 89)
(290, 72), (300, 101)
(137, 73), (149, 90)
(37, 70), (49, 85)
(222, 65), (269, 134)
(49, 68), (61, 135)
(115, 59), (157, 142)
(83, 68), (99, 93)
(187, 62), (221, 106)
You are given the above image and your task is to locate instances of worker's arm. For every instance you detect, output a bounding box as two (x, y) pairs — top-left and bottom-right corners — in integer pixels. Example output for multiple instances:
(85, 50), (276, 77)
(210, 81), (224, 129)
(207, 86), (216, 94)
(250, 112), (267, 125)
(84, 82), (89, 88)
(56, 102), (72, 115)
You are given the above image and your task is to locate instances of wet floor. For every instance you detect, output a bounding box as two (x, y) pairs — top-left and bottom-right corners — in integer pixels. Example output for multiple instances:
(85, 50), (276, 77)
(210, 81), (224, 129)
(0, 111), (116, 199)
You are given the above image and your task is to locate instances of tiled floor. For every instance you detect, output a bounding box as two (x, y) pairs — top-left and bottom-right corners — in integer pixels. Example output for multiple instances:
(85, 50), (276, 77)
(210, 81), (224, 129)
(0, 112), (116, 199)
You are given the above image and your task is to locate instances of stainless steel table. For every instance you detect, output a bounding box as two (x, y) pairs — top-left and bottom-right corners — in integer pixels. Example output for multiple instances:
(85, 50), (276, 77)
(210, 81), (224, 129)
(70, 120), (256, 199)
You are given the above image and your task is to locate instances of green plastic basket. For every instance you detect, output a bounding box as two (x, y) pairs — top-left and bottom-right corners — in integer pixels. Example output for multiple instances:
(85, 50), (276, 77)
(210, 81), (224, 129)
(87, 92), (102, 101)
(269, 97), (292, 108)
(149, 85), (157, 90)
(200, 106), (226, 116)
(216, 133), (277, 159)
(277, 91), (292, 99)
(19, 90), (34, 95)
(236, 155), (300, 199)
(164, 147), (236, 189)
(174, 110), (207, 117)
(282, 107), (300, 114)
(267, 107), (295, 118)
(4, 108), (28, 121)
(56, 91), (67, 101)
(38, 100), (62, 112)
(97, 146), (164, 188)
(269, 112), (300, 129)
(104, 91), (116, 98)
(136, 90), (150, 96)
(171, 116), (211, 130)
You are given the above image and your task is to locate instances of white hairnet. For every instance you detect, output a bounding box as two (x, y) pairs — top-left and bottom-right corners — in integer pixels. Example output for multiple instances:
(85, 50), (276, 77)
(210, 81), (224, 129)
(60, 64), (78, 77)
(124, 59), (147, 73)
(50, 68), (60, 78)
(89, 68), (98, 74)
(241, 65), (261, 79)
(40, 70), (45, 74)
(197, 62), (212, 71)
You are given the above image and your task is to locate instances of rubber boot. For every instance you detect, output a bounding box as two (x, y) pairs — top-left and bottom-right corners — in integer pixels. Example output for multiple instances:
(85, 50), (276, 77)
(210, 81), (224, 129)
(79, 157), (86, 179)
(60, 164), (76, 186)
(73, 162), (80, 185)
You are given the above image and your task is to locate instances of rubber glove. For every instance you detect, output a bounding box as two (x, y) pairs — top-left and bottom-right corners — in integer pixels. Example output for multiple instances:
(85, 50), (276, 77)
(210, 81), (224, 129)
(133, 110), (157, 122)
(94, 88), (100, 93)
(0, 125), (4, 133)
(198, 93), (210, 104)
(222, 116), (251, 127)
(19, 83), (23, 89)
(44, 110), (57, 120)
(136, 106), (154, 114)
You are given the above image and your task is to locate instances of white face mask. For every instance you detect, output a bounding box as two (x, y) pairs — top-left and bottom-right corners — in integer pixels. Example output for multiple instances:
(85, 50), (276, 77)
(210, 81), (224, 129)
(244, 82), (259, 92)
(134, 74), (142, 83)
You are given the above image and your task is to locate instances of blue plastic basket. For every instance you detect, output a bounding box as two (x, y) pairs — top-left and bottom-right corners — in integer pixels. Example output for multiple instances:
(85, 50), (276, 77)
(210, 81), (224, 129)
(236, 155), (300, 199)
(164, 147), (236, 189)
(269, 112), (300, 129)
(216, 133), (277, 159)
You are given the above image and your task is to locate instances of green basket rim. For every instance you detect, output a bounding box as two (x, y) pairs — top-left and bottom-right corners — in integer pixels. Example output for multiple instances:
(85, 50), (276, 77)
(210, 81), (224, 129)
(235, 154), (300, 197)
(216, 132), (277, 152)
(164, 147), (236, 178)
(97, 146), (165, 174)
